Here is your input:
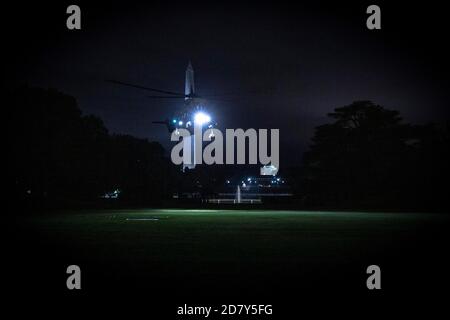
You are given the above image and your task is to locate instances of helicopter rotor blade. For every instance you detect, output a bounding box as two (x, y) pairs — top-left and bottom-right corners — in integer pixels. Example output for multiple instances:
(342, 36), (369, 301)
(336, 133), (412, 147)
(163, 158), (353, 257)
(146, 95), (187, 99)
(107, 79), (185, 97)
(199, 89), (276, 98)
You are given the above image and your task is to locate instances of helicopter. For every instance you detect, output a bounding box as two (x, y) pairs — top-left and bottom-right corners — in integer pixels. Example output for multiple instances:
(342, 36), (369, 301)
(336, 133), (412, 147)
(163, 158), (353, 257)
(108, 62), (280, 171)
(107, 62), (217, 133)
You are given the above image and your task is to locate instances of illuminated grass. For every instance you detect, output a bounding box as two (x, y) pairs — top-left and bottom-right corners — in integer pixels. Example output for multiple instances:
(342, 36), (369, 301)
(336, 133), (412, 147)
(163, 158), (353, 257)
(20, 209), (447, 280)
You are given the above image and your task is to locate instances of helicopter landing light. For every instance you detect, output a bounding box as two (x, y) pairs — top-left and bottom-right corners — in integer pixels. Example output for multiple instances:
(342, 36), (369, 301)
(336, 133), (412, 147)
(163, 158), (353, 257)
(194, 112), (211, 125)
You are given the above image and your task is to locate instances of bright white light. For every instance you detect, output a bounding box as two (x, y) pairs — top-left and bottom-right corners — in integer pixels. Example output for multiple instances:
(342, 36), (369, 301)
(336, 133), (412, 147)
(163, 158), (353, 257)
(194, 112), (211, 125)
(178, 121), (183, 126)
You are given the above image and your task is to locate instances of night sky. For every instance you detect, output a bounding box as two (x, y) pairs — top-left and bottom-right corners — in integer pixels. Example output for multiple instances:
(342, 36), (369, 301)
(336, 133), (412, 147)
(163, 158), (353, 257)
(6, 1), (450, 165)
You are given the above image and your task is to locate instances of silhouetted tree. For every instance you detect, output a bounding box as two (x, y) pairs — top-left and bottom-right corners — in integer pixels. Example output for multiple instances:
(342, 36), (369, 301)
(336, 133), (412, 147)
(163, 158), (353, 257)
(303, 101), (449, 210)
(8, 85), (172, 209)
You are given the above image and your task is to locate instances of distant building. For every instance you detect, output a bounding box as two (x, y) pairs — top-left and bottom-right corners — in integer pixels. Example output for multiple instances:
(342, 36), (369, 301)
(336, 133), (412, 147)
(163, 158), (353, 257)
(260, 165), (279, 176)
(207, 175), (292, 204)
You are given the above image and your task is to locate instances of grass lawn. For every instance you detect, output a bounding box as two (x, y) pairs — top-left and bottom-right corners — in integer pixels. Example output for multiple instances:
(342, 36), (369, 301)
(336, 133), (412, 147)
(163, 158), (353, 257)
(15, 209), (449, 294)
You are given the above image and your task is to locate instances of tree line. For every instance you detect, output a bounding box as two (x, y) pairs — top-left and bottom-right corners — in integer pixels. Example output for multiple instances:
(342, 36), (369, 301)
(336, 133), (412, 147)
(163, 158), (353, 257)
(8, 86), (176, 209)
(296, 101), (449, 211)
(8, 87), (449, 211)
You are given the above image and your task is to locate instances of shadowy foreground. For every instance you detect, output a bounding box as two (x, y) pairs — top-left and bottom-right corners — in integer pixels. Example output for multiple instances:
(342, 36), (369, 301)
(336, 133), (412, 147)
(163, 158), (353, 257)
(10, 209), (450, 312)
